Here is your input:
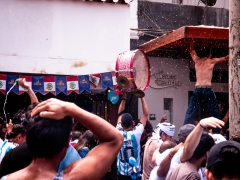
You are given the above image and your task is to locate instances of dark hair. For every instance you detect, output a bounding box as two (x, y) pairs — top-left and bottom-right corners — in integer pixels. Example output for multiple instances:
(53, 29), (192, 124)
(71, 131), (82, 141)
(12, 108), (25, 124)
(192, 132), (214, 159)
(6, 124), (26, 139)
(210, 147), (240, 180)
(26, 104), (72, 159)
(230, 130), (240, 143)
(74, 130), (97, 152)
(145, 120), (153, 136)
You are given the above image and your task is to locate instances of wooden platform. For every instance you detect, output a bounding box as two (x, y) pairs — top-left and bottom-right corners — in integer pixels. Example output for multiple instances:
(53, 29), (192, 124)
(139, 26), (229, 58)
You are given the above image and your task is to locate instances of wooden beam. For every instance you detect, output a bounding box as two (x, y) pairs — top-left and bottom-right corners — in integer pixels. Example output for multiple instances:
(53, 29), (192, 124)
(139, 26), (229, 54)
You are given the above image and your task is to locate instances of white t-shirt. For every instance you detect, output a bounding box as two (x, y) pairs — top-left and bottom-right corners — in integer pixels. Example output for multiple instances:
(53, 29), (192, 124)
(116, 122), (144, 176)
(149, 148), (171, 180)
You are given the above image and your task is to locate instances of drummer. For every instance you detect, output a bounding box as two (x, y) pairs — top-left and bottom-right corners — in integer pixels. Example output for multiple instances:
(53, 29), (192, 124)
(116, 91), (149, 180)
(184, 42), (229, 127)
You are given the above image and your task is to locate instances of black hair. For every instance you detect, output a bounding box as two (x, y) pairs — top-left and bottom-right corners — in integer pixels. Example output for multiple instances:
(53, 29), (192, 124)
(71, 131), (82, 141)
(210, 146), (240, 180)
(6, 124), (26, 139)
(145, 120), (153, 136)
(26, 103), (72, 159)
(12, 108), (26, 124)
(192, 132), (214, 159)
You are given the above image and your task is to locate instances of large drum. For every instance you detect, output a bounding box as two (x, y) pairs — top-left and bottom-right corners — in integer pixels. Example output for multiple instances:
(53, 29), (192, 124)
(115, 49), (150, 93)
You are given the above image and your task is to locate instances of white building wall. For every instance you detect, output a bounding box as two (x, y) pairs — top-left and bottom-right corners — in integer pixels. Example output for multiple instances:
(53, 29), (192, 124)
(0, 0), (130, 75)
(138, 57), (228, 139)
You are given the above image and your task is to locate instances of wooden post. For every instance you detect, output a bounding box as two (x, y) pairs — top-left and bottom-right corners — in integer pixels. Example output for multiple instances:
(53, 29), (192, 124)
(229, 0), (240, 138)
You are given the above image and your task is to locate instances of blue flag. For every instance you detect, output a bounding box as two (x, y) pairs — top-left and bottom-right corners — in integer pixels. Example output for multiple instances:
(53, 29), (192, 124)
(56, 76), (67, 95)
(78, 75), (90, 93)
(101, 72), (113, 90)
(32, 76), (44, 94)
(6, 75), (19, 94)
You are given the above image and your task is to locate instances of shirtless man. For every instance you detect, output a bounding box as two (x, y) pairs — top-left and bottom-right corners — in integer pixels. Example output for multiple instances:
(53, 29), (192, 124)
(184, 42), (229, 125)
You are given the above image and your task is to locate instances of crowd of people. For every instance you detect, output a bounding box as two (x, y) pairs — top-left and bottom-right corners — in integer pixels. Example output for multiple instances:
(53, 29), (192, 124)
(0, 43), (239, 180)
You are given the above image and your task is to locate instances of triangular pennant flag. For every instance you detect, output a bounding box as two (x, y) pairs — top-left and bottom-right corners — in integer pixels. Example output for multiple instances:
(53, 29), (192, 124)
(44, 76), (56, 95)
(32, 76), (44, 94)
(18, 76), (32, 95)
(111, 71), (117, 90)
(67, 76), (79, 95)
(6, 75), (19, 94)
(108, 89), (119, 104)
(78, 75), (90, 93)
(101, 72), (113, 90)
(89, 74), (100, 88)
(0, 74), (6, 95)
(55, 76), (67, 95)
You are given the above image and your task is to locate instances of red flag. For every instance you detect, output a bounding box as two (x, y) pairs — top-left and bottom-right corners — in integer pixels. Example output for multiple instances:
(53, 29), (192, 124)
(44, 76), (56, 95)
(89, 74), (100, 88)
(0, 74), (6, 95)
(67, 76), (79, 95)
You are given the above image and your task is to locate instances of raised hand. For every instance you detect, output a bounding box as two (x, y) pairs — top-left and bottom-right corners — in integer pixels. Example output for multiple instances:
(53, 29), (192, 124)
(31, 98), (73, 120)
(199, 117), (225, 129)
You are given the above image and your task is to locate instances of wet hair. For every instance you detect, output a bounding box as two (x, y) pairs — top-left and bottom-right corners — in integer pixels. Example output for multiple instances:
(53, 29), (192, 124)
(26, 103), (72, 159)
(209, 146), (240, 180)
(74, 130), (97, 152)
(192, 132), (214, 159)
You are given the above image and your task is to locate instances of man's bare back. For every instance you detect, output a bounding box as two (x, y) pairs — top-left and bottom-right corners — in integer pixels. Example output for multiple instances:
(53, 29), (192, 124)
(190, 43), (229, 86)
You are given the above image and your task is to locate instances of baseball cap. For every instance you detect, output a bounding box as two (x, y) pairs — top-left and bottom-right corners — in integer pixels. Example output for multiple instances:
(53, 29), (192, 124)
(178, 124), (195, 143)
(159, 122), (175, 137)
(206, 140), (240, 170)
(121, 113), (133, 127)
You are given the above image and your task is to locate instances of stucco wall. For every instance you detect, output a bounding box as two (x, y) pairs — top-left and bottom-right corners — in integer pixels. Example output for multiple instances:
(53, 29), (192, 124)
(0, 0), (130, 75)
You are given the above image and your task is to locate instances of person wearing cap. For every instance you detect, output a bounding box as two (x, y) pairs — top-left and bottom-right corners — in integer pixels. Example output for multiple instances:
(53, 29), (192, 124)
(205, 140), (240, 180)
(116, 91), (148, 180)
(165, 117), (224, 180)
(184, 42), (229, 126)
(142, 122), (175, 180)
(149, 124), (193, 180)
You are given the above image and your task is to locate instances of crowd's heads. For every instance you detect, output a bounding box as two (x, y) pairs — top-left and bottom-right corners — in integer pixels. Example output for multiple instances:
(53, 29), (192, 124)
(159, 122), (175, 141)
(192, 132), (214, 167)
(121, 113), (133, 128)
(206, 141), (240, 180)
(7, 124), (26, 145)
(12, 108), (25, 124)
(74, 130), (97, 152)
(178, 124), (195, 143)
(71, 131), (82, 141)
(26, 104), (72, 159)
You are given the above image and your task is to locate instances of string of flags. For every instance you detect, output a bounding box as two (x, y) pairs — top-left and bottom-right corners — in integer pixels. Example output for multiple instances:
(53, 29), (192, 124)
(0, 71), (118, 96)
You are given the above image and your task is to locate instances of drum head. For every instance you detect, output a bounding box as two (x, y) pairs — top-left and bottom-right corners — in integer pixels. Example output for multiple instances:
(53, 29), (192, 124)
(132, 50), (150, 91)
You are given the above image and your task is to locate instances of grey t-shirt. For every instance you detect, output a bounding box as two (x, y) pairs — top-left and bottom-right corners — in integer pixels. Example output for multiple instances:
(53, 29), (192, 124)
(166, 161), (200, 180)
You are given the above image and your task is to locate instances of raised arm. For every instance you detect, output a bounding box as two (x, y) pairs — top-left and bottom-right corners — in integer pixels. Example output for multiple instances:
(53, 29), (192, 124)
(139, 97), (148, 127)
(117, 91), (127, 123)
(31, 98), (123, 180)
(190, 42), (200, 62)
(18, 78), (38, 104)
(180, 117), (224, 162)
(157, 143), (183, 177)
(212, 55), (229, 64)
